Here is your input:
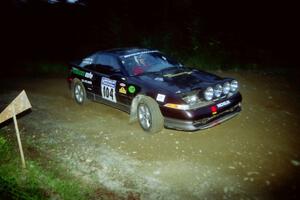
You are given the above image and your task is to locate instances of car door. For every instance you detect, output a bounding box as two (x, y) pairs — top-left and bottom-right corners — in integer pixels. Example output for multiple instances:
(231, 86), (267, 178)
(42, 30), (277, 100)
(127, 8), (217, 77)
(90, 54), (131, 112)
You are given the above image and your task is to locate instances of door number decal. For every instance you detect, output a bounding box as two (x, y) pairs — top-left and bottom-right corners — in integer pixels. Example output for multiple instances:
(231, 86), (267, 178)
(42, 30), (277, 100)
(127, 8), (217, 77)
(101, 77), (117, 103)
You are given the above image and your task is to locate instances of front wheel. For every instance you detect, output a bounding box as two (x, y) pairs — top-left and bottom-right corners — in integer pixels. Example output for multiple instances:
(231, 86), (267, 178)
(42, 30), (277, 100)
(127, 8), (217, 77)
(72, 79), (87, 105)
(137, 96), (164, 133)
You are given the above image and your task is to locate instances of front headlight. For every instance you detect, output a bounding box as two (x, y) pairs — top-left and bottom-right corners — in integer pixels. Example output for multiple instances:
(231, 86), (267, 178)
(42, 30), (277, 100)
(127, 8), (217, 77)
(164, 103), (190, 110)
(223, 82), (230, 94)
(230, 80), (239, 92)
(183, 94), (198, 105)
(204, 87), (214, 101)
(214, 84), (222, 98)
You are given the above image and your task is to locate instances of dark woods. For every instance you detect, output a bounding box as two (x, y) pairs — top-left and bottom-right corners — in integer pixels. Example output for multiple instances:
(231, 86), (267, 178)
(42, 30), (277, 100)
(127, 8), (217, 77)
(3, 0), (300, 72)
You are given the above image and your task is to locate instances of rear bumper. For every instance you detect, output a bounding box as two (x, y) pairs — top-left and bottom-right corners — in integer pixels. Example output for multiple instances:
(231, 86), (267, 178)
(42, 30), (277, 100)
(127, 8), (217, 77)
(164, 103), (241, 131)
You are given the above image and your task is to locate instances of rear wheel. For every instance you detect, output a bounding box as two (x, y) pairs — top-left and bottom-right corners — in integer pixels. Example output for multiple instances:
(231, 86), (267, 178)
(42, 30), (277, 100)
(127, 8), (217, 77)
(137, 96), (164, 133)
(72, 79), (86, 105)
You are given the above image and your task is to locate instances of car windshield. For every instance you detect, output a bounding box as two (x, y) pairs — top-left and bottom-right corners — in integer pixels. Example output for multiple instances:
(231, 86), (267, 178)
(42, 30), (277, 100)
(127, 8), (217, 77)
(120, 52), (182, 76)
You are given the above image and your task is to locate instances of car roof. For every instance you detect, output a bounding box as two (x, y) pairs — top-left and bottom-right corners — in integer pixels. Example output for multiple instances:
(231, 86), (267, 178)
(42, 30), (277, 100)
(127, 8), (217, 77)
(95, 47), (159, 57)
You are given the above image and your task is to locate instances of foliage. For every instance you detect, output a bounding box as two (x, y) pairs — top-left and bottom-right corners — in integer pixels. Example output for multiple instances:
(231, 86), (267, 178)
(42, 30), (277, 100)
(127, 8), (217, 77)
(0, 135), (92, 200)
(0, 135), (10, 161)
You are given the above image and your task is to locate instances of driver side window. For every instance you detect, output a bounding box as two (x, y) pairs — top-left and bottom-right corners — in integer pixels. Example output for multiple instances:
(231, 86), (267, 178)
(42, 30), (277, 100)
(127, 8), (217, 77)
(96, 55), (120, 69)
(87, 55), (121, 74)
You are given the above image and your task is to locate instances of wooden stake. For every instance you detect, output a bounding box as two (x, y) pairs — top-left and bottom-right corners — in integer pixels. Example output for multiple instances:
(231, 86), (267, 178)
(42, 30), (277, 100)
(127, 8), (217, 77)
(12, 105), (26, 169)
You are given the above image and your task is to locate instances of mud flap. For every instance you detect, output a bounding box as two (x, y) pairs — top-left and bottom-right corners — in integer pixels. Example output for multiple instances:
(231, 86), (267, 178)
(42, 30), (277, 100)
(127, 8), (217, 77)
(129, 95), (144, 123)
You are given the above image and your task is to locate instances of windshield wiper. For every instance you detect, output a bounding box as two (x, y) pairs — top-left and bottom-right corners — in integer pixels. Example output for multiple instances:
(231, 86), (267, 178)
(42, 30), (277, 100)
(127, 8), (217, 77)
(161, 66), (192, 78)
(163, 71), (192, 78)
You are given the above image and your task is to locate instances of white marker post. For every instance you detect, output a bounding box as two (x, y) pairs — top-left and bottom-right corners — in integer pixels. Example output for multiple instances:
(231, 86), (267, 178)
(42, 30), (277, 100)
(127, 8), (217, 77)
(12, 105), (26, 168)
(0, 90), (32, 169)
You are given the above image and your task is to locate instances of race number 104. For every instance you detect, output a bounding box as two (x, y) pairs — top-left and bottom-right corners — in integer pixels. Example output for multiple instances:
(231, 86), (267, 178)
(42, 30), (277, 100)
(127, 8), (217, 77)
(102, 86), (115, 102)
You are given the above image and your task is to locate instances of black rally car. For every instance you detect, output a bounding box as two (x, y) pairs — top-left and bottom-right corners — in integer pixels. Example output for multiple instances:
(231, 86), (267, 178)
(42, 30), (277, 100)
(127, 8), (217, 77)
(67, 48), (242, 133)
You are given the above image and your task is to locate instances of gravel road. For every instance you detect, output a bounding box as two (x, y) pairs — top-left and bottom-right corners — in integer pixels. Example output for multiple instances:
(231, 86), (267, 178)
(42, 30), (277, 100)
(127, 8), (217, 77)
(1, 70), (300, 199)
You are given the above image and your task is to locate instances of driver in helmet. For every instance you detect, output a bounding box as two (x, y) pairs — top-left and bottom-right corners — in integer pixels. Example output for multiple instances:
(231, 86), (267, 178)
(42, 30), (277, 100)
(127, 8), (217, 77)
(133, 54), (149, 75)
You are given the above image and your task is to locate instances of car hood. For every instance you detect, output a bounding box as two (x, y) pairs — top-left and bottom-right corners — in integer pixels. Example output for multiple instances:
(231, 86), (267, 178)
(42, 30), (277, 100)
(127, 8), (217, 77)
(137, 69), (223, 94)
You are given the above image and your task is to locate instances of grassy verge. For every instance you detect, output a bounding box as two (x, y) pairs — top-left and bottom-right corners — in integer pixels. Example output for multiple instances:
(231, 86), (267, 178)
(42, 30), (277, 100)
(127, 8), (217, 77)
(0, 133), (92, 200)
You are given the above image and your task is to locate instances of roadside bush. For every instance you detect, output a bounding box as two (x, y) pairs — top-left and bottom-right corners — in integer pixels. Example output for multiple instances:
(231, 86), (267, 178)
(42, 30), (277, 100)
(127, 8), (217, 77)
(0, 136), (10, 160)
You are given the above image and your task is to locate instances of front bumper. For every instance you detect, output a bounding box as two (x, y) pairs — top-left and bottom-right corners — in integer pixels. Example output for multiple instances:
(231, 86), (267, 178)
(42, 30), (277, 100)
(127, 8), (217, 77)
(164, 103), (241, 131)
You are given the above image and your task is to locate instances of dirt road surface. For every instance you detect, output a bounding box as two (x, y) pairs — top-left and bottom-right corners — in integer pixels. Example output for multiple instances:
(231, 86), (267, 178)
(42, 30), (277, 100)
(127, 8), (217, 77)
(1, 70), (300, 199)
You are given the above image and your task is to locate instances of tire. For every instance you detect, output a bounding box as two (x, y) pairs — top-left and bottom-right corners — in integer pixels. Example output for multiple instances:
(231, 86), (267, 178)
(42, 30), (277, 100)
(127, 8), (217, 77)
(72, 79), (87, 105)
(137, 96), (164, 133)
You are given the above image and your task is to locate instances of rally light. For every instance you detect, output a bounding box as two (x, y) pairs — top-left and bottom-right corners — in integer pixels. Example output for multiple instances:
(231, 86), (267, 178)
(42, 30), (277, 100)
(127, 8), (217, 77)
(223, 82), (230, 94)
(183, 94), (198, 105)
(214, 84), (222, 98)
(204, 87), (214, 101)
(230, 80), (239, 92)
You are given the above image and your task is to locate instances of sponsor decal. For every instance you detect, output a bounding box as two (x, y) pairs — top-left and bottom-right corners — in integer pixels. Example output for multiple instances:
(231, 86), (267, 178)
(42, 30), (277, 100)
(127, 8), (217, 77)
(156, 94), (166, 102)
(85, 72), (93, 79)
(120, 83), (126, 87)
(72, 67), (85, 76)
(217, 100), (230, 108)
(82, 79), (92, 85)
(101, 77), (116, 103)
(128, 85), (136, 94)
(119, 87), (127, 94)
(72, 68), (93, 79)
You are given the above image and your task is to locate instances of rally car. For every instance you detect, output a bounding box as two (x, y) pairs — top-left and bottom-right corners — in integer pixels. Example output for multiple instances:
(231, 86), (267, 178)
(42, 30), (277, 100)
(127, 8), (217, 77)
(67, 48), (242, 133)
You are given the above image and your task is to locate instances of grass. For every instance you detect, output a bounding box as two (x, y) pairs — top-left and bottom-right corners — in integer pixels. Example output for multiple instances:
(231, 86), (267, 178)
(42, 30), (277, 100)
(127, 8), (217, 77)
(0, 133), (92, 200)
